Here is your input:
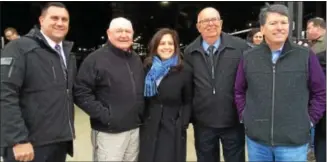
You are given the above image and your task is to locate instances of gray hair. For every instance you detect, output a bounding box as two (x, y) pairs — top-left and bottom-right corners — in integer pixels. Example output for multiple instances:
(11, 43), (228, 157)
(109, 17), (133, 30)
(259, 4), (290, 26)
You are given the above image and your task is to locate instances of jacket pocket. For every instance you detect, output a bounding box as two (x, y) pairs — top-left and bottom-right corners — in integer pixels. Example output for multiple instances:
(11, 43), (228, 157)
(51, 60), (57, 82)
(108, 104), (112, 116)
(106, 104), (115, 127)
(7, 60), (15, 78)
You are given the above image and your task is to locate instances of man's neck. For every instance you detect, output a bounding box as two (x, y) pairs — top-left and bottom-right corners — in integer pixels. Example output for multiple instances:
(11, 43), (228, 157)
(40, 29), (62, 45)
(203, 36), (219, 45)
(266, 40), (284, 51)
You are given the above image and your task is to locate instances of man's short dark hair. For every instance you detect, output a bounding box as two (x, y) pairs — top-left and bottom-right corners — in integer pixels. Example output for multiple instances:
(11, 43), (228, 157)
(307, 17), (326, 29)
(41, 2), (67, 16)
(4, 27), (18, 34)
(259, 4), (290, 26)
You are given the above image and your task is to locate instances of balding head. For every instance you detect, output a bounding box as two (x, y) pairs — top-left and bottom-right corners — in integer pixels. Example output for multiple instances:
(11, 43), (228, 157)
(197, 7), (221, 23)
(107, 17), (134, 51)
(196, 7), (223, 45)
(109, 17), (133, 31)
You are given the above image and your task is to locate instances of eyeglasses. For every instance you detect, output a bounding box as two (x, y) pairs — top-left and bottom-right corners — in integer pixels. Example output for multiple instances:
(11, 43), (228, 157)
(254, 36), (263, 39)
(198, 17), (221, 25)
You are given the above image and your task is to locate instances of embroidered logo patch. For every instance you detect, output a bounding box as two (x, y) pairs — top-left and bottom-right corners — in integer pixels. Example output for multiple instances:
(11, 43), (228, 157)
(0, 57), (13, 65)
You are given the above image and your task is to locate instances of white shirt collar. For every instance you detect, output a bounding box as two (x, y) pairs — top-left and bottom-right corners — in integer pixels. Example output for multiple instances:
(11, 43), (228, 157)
(40, 30), (63, 49)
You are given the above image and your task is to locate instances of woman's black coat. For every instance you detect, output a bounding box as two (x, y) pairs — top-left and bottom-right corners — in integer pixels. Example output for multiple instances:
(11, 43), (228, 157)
(139, 63), (193, 162)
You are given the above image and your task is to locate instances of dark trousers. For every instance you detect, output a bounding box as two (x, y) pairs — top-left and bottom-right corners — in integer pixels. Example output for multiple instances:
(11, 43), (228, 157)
(3, 142), (70, 162)
(314, 134), (326, 162)
(194, 124), (245, 162)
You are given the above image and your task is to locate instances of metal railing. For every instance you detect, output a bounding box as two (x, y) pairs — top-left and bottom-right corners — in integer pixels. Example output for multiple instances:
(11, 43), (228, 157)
(228, 28), (252, 36)
(1, 36), (4, 49)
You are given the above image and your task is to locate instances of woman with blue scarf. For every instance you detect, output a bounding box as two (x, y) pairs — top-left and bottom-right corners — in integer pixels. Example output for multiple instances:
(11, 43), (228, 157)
(139, 28), (192, 162)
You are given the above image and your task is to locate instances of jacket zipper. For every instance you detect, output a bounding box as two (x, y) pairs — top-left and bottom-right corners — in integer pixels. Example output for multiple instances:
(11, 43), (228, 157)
(66, 89), (74, 138)
(66, 56), (74, 138)
(7, 60), (15, 78)
(62, 54), (73, 138)
(209, 52), (216, 94)
(126, 62), (136, 95)
(271, 65), (276, 146)
(65, 57), (74, 138)
(270, 50), (292, 146)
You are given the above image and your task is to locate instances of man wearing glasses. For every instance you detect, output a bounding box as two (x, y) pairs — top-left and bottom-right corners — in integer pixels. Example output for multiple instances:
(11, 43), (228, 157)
(183, 7), (249, 162)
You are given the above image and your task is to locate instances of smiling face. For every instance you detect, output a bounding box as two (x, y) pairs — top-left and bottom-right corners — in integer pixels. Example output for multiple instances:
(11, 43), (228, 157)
(260, 12), (289, 45)
(196, 8), (223, 43)
(108, 27), (134, 51)
(39, 6), (69, 43)
(252, 31), (263, 45)
(157, 34), (175, 60)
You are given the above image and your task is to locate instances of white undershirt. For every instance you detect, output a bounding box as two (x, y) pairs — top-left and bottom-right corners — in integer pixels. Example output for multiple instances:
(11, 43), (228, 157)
(40, 30), (66, 66)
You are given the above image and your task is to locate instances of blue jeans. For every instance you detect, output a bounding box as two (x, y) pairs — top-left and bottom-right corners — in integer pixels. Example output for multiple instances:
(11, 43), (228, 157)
(246, 136), (308, 162)
(310, 127), (315, 149)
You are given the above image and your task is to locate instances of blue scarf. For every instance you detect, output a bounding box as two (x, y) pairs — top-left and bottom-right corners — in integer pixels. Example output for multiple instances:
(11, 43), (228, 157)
(144, 55), (178, 97)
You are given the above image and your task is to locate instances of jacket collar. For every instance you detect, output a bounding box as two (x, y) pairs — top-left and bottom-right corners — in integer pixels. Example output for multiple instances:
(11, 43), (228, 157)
(105, 40), (134, 58)
(260, 37), (295, 56)
(25, 25), (74, 55)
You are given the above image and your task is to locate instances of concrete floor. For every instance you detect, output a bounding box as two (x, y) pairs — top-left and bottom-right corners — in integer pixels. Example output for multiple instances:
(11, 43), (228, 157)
(67, 107), (229, 161)
(1, 107), (313, 162)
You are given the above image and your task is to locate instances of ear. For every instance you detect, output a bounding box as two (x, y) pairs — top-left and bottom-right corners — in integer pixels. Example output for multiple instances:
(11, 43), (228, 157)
(260, 26), (264, 35)
(39, 16), (44, 25)
(196, 23), (201, 33)
(106, 28), (111, 40)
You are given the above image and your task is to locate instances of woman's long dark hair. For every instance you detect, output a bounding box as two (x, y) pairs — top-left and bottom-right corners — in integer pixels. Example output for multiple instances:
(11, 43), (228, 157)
(143, 28), (183, 71)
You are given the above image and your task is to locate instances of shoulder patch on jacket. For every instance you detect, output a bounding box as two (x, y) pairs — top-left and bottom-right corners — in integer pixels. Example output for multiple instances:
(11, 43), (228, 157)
(0, 57), (13, 65)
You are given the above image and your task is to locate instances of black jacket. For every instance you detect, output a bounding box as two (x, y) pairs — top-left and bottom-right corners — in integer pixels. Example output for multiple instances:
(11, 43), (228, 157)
(139, 64), (193, 162)
(184, 33), (249, 128)
(0, 27), (76, 150)
(74, 42), (145, 133)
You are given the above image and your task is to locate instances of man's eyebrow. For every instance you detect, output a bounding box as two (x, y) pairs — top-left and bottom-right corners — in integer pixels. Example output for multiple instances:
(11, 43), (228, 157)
(114, 28), (132, 31)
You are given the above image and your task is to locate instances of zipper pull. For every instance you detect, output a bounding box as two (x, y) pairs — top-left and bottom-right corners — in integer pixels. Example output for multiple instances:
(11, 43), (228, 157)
(273, 66), (276, 73)
(213, 88), (216, 94)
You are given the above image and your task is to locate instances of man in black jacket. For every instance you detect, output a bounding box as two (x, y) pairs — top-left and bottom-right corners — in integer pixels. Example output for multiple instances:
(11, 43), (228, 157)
(73, 17), (144, 162)
(183, 7), (249, 162)
(0, 2), (76, 162)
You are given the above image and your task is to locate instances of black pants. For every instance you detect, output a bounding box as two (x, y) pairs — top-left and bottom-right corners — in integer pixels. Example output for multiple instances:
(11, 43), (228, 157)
(194, 124), (245, 162)
(314, 134), (326, 162)
(3, 142), (70, 162)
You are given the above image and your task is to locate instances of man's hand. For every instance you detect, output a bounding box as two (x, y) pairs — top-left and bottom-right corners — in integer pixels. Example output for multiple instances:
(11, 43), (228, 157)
(13, 142), (34, 162)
